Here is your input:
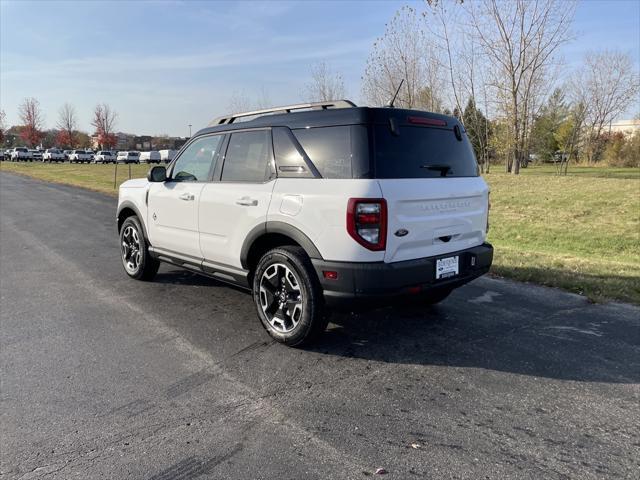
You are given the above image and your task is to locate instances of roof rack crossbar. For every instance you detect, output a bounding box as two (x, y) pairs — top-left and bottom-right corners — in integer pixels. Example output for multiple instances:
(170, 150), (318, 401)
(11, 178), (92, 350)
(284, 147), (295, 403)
(208, 99), (357, 126)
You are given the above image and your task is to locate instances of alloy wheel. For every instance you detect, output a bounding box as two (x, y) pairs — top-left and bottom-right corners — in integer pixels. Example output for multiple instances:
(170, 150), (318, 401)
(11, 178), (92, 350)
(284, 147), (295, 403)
(121, 225), (141, 274)
(259, 263), (303, 333)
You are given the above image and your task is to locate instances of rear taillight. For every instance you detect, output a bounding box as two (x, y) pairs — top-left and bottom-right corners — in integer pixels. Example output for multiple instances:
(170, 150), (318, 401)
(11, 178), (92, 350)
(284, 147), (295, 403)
(347, 198), (387, 251)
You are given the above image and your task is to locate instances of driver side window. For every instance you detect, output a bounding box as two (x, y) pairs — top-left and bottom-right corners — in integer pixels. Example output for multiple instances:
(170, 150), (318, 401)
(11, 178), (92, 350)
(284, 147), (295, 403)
(171, 135), (222, 182)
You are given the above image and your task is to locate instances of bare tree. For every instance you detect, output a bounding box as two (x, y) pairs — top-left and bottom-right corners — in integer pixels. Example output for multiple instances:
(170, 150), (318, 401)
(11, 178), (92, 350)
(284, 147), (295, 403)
(362, 5), (444, 110)
(0, 109), (6, 144)
(18, 97), (45, 147)
(304, 62), (346, 102)
(56, 103), (78, 148)
(468, 0), (575, 174)
(226, 86), (272, 114)
(91, 103), (118, 149)
(571, 50), (640, 162)
(426, 0), (493, 171)
(226, 91), (253, 114)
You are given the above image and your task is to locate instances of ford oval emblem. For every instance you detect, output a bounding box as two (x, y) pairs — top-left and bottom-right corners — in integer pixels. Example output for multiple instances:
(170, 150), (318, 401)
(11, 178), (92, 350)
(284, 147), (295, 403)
(394, 228), (409, 237)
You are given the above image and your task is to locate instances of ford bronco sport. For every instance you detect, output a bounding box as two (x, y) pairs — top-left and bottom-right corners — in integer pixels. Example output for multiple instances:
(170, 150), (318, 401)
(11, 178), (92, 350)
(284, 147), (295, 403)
(116, 100), (493, 346)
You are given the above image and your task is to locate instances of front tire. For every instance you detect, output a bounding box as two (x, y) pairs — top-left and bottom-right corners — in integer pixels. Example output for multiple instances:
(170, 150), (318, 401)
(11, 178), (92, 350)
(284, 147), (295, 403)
(253, 246), (327, 346)
(119, 216), (159, 281)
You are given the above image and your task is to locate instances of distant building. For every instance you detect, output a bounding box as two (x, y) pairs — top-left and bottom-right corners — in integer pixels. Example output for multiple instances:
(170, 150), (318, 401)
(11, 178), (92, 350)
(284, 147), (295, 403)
(91, 132), (132, 150)
(134, 135), (153, 150)
(88, 132), (188, 151)
(609, 119), (640, 137)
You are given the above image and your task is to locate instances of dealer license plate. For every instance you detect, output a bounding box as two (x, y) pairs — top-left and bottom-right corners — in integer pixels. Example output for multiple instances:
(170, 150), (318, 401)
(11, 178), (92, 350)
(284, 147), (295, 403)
(436, 256), (459, 280)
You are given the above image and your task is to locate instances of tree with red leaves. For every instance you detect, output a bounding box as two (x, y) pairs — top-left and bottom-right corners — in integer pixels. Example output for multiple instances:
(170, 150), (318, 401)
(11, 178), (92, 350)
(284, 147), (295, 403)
(91, 103), (118, 149)
(55, 130), (75, 149)
(19, 98), (44, 147)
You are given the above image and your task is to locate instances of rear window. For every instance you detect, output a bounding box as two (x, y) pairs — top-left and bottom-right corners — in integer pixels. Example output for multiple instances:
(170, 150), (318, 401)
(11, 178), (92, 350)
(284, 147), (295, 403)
(292, 126), (370, 179)
(374, 125), (478, 178)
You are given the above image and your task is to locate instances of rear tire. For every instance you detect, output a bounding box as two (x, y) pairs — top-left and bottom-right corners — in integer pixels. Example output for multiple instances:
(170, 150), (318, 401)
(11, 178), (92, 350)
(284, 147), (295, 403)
(119, 216), (159, 281)
(253, 246), (327, 346)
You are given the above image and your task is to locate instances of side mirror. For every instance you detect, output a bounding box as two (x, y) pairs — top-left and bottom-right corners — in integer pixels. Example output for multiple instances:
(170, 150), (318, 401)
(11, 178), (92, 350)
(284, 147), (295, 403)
(147, 165), (166, 182)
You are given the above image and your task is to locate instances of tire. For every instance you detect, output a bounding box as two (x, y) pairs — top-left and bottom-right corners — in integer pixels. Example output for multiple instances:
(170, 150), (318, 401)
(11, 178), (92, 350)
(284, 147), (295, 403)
(119, 216), (159, 281)
(419, 287), (453, 306)
(253, 246), (327, 346)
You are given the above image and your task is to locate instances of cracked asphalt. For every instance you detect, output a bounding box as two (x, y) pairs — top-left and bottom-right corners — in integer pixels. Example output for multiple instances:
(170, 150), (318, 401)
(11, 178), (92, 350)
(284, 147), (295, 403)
(1, 172), (639, 479)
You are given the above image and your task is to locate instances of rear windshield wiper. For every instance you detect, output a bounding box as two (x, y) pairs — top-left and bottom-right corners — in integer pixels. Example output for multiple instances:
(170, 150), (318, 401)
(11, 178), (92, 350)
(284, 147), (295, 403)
(420, 164), (451, 176)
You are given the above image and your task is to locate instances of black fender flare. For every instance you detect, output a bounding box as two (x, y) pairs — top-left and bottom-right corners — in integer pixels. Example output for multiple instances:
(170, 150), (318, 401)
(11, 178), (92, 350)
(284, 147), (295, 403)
(240, 221), (323, 270)
(116, 201), (150, 241)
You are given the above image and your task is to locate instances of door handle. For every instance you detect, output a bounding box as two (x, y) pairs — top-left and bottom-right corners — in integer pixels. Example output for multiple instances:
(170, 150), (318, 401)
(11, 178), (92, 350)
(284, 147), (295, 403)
(236, 197), (258, 206)
(179, 193), (195, 201)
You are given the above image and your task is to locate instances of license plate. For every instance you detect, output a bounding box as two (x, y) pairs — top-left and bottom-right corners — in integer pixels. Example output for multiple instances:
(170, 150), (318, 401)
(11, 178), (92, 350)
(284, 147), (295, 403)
(436, 256), (459, 279)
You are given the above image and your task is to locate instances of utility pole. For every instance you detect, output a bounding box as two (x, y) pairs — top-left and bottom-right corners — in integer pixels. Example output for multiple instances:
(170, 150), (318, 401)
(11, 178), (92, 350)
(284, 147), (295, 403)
(188, 124), (192, 138)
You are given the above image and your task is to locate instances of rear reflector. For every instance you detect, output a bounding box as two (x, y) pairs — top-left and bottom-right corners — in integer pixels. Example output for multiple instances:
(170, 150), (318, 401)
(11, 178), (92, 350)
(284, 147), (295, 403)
(323, 270), (338, 280)
(407, 116), (447, 127)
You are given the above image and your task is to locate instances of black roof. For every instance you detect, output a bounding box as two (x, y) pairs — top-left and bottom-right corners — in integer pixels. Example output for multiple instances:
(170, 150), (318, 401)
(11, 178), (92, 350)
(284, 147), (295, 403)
(194, 107), (460, 137)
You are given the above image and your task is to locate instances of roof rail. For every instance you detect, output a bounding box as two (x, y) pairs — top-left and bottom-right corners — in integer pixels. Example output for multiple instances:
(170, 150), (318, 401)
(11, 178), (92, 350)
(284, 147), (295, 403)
(208, 99), (357, 126)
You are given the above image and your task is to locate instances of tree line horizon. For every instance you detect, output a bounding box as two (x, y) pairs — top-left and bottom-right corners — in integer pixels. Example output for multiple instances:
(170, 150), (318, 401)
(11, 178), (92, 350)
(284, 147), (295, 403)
(1, 0), (638, 171)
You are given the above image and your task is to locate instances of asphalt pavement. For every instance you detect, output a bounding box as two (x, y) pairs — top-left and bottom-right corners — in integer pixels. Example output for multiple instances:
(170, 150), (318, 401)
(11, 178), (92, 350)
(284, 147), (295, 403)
(1, 171), (639, 479)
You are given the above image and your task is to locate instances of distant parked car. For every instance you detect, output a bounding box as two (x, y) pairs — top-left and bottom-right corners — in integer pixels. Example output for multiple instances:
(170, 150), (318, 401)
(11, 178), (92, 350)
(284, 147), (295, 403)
(30, 149), (43, 161)
(85, 150), (95, 161)
(68, 149), (92, 163)
(139, 151), (161, 164)
(94, 150), (115, 163)
(43, 148), (66, 162)
(116, 151), (140, 164)
(158, 149), (176, 163)
(63, 150), (73, 161)
(10, 147), (31, 161)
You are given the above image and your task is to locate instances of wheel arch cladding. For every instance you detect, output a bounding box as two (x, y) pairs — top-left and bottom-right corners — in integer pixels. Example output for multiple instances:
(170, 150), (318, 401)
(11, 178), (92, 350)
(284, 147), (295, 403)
(241, 221), (323, 272)
(117, 202), (149, 240)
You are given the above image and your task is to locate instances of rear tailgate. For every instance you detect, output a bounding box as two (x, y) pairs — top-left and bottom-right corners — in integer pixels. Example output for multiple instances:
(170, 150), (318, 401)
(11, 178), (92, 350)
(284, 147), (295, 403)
(371, 115), (488, 263)
(379, 178), (488, 263)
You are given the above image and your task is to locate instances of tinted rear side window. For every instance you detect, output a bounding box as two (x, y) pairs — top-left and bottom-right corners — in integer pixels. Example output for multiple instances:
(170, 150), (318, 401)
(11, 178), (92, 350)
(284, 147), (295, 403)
(221, 130), (272, 182)
(292, 126), (370, 179)
(374, 125), (478, 178)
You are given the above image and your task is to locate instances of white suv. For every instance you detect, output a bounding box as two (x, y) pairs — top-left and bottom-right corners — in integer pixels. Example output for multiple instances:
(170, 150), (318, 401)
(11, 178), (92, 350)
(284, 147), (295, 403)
(116, 101), (493, 345)
(117, 151), (140, 164)
(10, 147), (31, 161)
(43, 148), (65, 162)
(68, 149), (92, 163)
(94, 150), (115, 163)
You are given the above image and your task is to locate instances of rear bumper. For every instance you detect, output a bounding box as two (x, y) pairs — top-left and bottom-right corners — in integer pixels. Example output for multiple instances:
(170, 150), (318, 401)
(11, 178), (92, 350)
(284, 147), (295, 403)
(312, 243), (493, 310)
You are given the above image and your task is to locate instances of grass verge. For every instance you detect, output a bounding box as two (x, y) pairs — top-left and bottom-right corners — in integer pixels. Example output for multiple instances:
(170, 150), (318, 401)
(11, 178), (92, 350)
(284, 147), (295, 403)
(2, 161), (639, 304)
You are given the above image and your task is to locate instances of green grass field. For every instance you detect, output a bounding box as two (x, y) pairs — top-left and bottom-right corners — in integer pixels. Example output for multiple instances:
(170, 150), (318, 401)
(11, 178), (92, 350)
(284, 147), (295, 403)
(2, 161), (639, 304)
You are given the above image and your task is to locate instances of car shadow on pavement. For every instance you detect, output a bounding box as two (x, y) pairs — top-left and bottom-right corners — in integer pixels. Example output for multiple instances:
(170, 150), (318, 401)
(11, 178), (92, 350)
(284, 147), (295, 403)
(151, 269), (639, 384)
(308, 301), (640, 384)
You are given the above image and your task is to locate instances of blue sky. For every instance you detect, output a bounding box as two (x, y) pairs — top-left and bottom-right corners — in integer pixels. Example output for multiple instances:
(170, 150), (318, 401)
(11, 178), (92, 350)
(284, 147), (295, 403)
(1, 0), (639, 137)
